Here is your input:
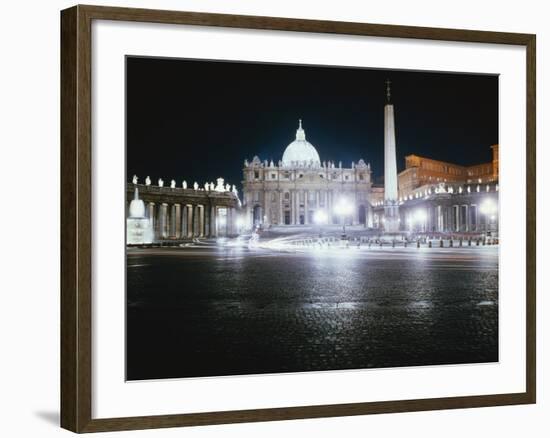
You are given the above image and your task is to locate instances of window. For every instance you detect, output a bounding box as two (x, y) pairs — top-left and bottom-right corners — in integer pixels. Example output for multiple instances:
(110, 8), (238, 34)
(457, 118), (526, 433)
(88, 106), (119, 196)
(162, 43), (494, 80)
(284, 192), (290, 200)
(345, 175), (349, 181)
(254, 171), (260, 179)
(271, 173), (276, 179)
(359, 174), (364, 181)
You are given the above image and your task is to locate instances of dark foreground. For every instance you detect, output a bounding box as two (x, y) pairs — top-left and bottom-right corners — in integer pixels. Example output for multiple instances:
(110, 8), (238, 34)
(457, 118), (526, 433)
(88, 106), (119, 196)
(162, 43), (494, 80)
(126, 244), (498, 380)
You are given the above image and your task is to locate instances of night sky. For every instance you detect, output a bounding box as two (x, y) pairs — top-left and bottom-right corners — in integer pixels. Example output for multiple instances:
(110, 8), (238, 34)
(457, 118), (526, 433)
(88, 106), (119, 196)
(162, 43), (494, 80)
(126, 56), (498, 188)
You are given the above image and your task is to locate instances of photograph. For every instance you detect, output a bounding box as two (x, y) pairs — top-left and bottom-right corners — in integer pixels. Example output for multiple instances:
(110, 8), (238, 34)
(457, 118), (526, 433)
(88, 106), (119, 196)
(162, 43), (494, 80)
(125, 57), (499, 381)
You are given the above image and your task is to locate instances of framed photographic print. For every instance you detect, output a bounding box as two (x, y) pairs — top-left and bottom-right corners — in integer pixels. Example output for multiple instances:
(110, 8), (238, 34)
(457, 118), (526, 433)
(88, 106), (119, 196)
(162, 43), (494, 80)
(60, 4), (536, 433)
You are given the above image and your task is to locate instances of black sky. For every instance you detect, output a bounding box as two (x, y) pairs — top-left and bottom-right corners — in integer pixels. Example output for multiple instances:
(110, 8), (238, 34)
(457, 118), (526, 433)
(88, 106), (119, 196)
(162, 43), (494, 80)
(126, 56), (498, 188)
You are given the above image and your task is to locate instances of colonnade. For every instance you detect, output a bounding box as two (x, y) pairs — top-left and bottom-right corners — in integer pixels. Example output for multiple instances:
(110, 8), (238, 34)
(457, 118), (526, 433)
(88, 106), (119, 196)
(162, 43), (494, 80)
(127, 201), (237, 240)
(403, 202), (497, 233)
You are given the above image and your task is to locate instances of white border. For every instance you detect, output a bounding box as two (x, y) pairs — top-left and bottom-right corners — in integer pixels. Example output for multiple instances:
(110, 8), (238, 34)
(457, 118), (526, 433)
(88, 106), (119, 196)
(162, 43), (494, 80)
(92, 20), (526, 419)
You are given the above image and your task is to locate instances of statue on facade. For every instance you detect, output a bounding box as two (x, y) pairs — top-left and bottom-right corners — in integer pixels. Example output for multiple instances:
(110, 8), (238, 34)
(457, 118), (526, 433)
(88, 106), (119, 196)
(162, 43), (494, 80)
(226, 184), (231, 192)
(132, 175), (138, 184)
(205, 182), (210, 191)
(158, 178), (164, 187)
(145, 176), (151, 186)
(170, 179), (176, 188)
(193, 182), (199, 190)
(182, 180), (187, 189)
(215, 178), (224, 192)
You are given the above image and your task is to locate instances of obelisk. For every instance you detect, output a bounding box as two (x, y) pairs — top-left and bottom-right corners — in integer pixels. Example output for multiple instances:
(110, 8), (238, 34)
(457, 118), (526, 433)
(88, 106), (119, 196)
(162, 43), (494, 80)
(383, 79), (399, 232)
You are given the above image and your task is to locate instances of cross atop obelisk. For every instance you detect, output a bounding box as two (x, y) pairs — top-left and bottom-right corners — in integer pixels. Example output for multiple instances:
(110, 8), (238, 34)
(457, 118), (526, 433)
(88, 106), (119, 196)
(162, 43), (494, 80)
(385, 79), (391, 102)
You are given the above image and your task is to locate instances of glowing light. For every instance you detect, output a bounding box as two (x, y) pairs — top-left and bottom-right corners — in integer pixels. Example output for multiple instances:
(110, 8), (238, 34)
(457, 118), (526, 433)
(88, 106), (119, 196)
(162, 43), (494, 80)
(480, 198), (497, 216)
(313, 210), (328, 224)
(413, 209), (427, 224)
(334, 198), (353, 216)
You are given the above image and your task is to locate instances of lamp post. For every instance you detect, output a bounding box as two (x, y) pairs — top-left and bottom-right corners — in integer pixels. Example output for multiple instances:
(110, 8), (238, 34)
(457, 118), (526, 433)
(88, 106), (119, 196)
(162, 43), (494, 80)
(413, 209), (427, 233)
(479, 198), (497, 236)
(313, 209), (328, 237)
(334, 198), (353, 239)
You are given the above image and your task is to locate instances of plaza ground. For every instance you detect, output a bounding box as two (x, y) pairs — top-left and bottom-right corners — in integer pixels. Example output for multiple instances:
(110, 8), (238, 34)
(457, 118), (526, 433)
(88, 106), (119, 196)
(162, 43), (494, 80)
(126, 239), (498, 380)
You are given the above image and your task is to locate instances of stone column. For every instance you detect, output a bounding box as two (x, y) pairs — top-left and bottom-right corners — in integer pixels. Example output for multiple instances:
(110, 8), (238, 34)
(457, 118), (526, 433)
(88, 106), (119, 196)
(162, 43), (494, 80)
(210, 205), (217, 237)
(159, 204), (166, 238)
(200, 206), (205, 237)
(204, 204), (210, 237)
(290, 191), (295, 225)
(148, 203), (156, 240)
(294, 190), (300, 225)
(353, 191), (359, 225)
(168, 204), (175, 238)
(192, 205), (199, 237)
(263, 192), (269, 226)
(228, 207), (234, 235)
(174, 204), (181, 238)
(278, 191), (283, 225)
(292, 191), (295, 224)
(183, 205), (189, 237)
(304, 190), (309, 225)
(299, 190), (304, 224)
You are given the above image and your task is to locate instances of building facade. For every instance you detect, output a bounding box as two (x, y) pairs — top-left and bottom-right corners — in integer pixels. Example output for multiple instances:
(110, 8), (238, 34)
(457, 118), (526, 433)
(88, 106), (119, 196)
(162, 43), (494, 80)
(398, 145), (499, 200)
(242, 121), (375, 228)
(373, 146), (499, 235)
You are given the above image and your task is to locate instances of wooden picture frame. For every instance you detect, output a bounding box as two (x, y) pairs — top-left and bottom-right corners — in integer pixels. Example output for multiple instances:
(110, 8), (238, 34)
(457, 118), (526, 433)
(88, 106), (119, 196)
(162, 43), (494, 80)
(61, 4), (536, 433)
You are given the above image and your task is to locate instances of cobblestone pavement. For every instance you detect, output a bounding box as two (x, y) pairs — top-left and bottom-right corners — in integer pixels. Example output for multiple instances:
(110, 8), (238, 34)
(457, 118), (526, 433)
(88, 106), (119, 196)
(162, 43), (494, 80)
(126, 244), (498, 380)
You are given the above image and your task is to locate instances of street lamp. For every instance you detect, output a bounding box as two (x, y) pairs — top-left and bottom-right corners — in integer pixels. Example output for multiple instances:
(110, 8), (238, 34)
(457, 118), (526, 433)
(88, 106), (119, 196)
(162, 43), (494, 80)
(413, 209), (427, 233)
(479, 198), (497, 235)
(334, 198), (353, 239)
(313, 209), (328, 238)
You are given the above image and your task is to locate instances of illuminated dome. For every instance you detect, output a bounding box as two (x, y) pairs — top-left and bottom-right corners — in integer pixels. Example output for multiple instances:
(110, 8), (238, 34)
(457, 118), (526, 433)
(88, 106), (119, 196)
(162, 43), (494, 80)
(282, 120), (320, 167)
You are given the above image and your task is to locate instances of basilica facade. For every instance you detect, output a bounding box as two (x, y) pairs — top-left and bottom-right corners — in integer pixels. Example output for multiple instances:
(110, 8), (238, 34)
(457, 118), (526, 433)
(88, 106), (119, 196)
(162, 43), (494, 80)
(242, 120), (374, 228)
